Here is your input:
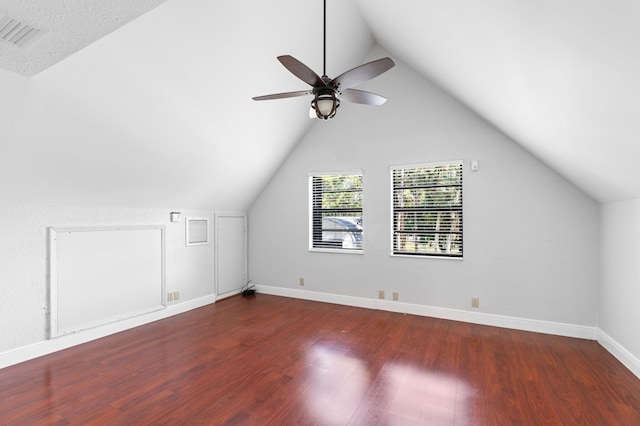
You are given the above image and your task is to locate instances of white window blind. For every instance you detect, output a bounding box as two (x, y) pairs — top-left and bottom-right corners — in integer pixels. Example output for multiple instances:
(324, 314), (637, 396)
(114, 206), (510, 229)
(309, 172), (363, 252)
(391, 162), (463, 257)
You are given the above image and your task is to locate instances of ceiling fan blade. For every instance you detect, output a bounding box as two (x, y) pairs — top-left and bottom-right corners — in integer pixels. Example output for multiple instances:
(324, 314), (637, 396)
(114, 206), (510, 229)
(278, 55), (325, 87)
(342, 89), (387, 106)
(331, 57), (395, 90)
(252, 90), (311, 101)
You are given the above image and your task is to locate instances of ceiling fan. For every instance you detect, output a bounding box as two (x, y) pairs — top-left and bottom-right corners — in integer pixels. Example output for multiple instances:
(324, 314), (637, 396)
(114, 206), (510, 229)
(252, 0), (395, 120)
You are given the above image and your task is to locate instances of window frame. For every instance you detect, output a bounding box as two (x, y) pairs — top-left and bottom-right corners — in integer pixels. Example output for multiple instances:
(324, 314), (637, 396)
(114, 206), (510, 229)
(308, 170), (364, 254)
(390, 161), (463, 259)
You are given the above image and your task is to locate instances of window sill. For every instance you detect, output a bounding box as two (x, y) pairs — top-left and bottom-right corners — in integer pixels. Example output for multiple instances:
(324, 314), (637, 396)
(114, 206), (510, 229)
(309, 248), (364, 255)
(390, 253), (463, 260)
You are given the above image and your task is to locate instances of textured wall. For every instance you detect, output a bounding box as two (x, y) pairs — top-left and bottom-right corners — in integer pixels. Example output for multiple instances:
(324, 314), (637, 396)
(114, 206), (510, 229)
(0, 201), (215, 353)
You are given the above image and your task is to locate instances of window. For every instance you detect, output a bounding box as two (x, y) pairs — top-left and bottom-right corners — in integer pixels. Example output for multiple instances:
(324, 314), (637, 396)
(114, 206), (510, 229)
(391, 162), (463, 257)
(309, 172), (363, 252)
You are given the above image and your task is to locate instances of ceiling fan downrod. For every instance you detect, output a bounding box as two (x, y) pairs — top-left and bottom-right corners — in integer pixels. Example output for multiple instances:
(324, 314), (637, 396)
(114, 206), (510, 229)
(312, 0), (338, 119)
(323, 0), (327, 78)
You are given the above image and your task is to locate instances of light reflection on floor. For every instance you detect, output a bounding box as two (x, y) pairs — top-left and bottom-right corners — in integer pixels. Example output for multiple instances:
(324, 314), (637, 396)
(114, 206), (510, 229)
(384, 364), (472, 425)
(304, 344), (371, 425)
(304, 344), (472, 425)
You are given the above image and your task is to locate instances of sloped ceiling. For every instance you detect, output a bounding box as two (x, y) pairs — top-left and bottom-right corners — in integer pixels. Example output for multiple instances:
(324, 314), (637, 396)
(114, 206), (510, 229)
(0, 0), (638, 209)
(0, 0), (166, 76)
(0, 0), (374, 209)
(357, 0), (640, 203)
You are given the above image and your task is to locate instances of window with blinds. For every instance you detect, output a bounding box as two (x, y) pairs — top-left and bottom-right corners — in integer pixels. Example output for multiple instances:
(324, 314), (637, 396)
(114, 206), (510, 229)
(309, 172), (363, 252)
(391, 162), (463, 257)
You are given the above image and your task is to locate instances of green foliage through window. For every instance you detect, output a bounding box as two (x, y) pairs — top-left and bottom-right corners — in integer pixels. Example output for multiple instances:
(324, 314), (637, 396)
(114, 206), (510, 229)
(310, 173), (363, 251)
(392, 163), (463, 257)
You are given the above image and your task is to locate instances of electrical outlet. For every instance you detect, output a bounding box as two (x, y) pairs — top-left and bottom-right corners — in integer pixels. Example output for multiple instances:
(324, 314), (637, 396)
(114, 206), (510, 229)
(378, 290), (385, 300)
(299, 278), (304, 286)
(174, 291), (180, 301)
(392, 292), (399, 301)
(471, 297), (479, 308)
(167, 292), (173, 302)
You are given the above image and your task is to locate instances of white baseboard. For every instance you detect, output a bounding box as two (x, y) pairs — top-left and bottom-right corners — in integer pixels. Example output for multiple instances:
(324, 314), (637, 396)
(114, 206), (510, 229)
(257, 285), (640, 379)
(257, 285), (377, 310)
(0, 294), (216, 370)
(597, 329), (640, 379)
(255, 285), (597, 340)
(7, 288), (638, 382)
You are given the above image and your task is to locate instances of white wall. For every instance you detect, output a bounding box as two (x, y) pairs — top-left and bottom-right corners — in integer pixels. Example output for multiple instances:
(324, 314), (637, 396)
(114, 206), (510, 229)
(0, 201), (215, 354)
(248, 46), (600, 328)
(600, 198), (640, 375)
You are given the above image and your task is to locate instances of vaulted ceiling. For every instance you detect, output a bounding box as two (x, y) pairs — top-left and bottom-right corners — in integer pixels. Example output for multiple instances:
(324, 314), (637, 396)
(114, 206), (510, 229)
(1, 0), (638, 209)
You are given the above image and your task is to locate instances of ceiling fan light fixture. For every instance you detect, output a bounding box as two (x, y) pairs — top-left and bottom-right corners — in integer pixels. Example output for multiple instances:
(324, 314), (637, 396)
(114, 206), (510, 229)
(312, 91), (339, 119)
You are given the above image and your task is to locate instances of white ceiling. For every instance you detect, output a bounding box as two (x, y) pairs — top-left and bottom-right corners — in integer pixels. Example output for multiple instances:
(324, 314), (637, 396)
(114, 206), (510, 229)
(0, 0), (167, 76)
(359, 0), (640, 203)
(0, 0), (639, 208)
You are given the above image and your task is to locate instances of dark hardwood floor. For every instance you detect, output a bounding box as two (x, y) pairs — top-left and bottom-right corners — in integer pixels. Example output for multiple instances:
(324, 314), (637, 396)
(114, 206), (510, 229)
(1, 294), (639, 425)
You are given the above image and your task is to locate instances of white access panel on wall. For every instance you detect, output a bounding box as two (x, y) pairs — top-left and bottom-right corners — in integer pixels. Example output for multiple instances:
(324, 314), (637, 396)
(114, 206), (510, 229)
(49, 226), (165, 338)
(215, 213), (247, 297)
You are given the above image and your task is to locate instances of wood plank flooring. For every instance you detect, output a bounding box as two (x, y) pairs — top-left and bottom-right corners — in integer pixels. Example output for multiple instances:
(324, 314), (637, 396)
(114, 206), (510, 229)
(1, 294), (639, 425)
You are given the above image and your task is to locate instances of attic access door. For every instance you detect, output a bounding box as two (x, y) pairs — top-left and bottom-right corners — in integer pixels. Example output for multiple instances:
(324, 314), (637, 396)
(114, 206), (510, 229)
(215, 213), (247, 298)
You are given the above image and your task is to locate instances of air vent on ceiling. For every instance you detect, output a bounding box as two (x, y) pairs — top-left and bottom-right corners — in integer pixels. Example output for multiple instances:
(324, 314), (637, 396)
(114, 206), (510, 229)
(0, 15), (44, 48)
